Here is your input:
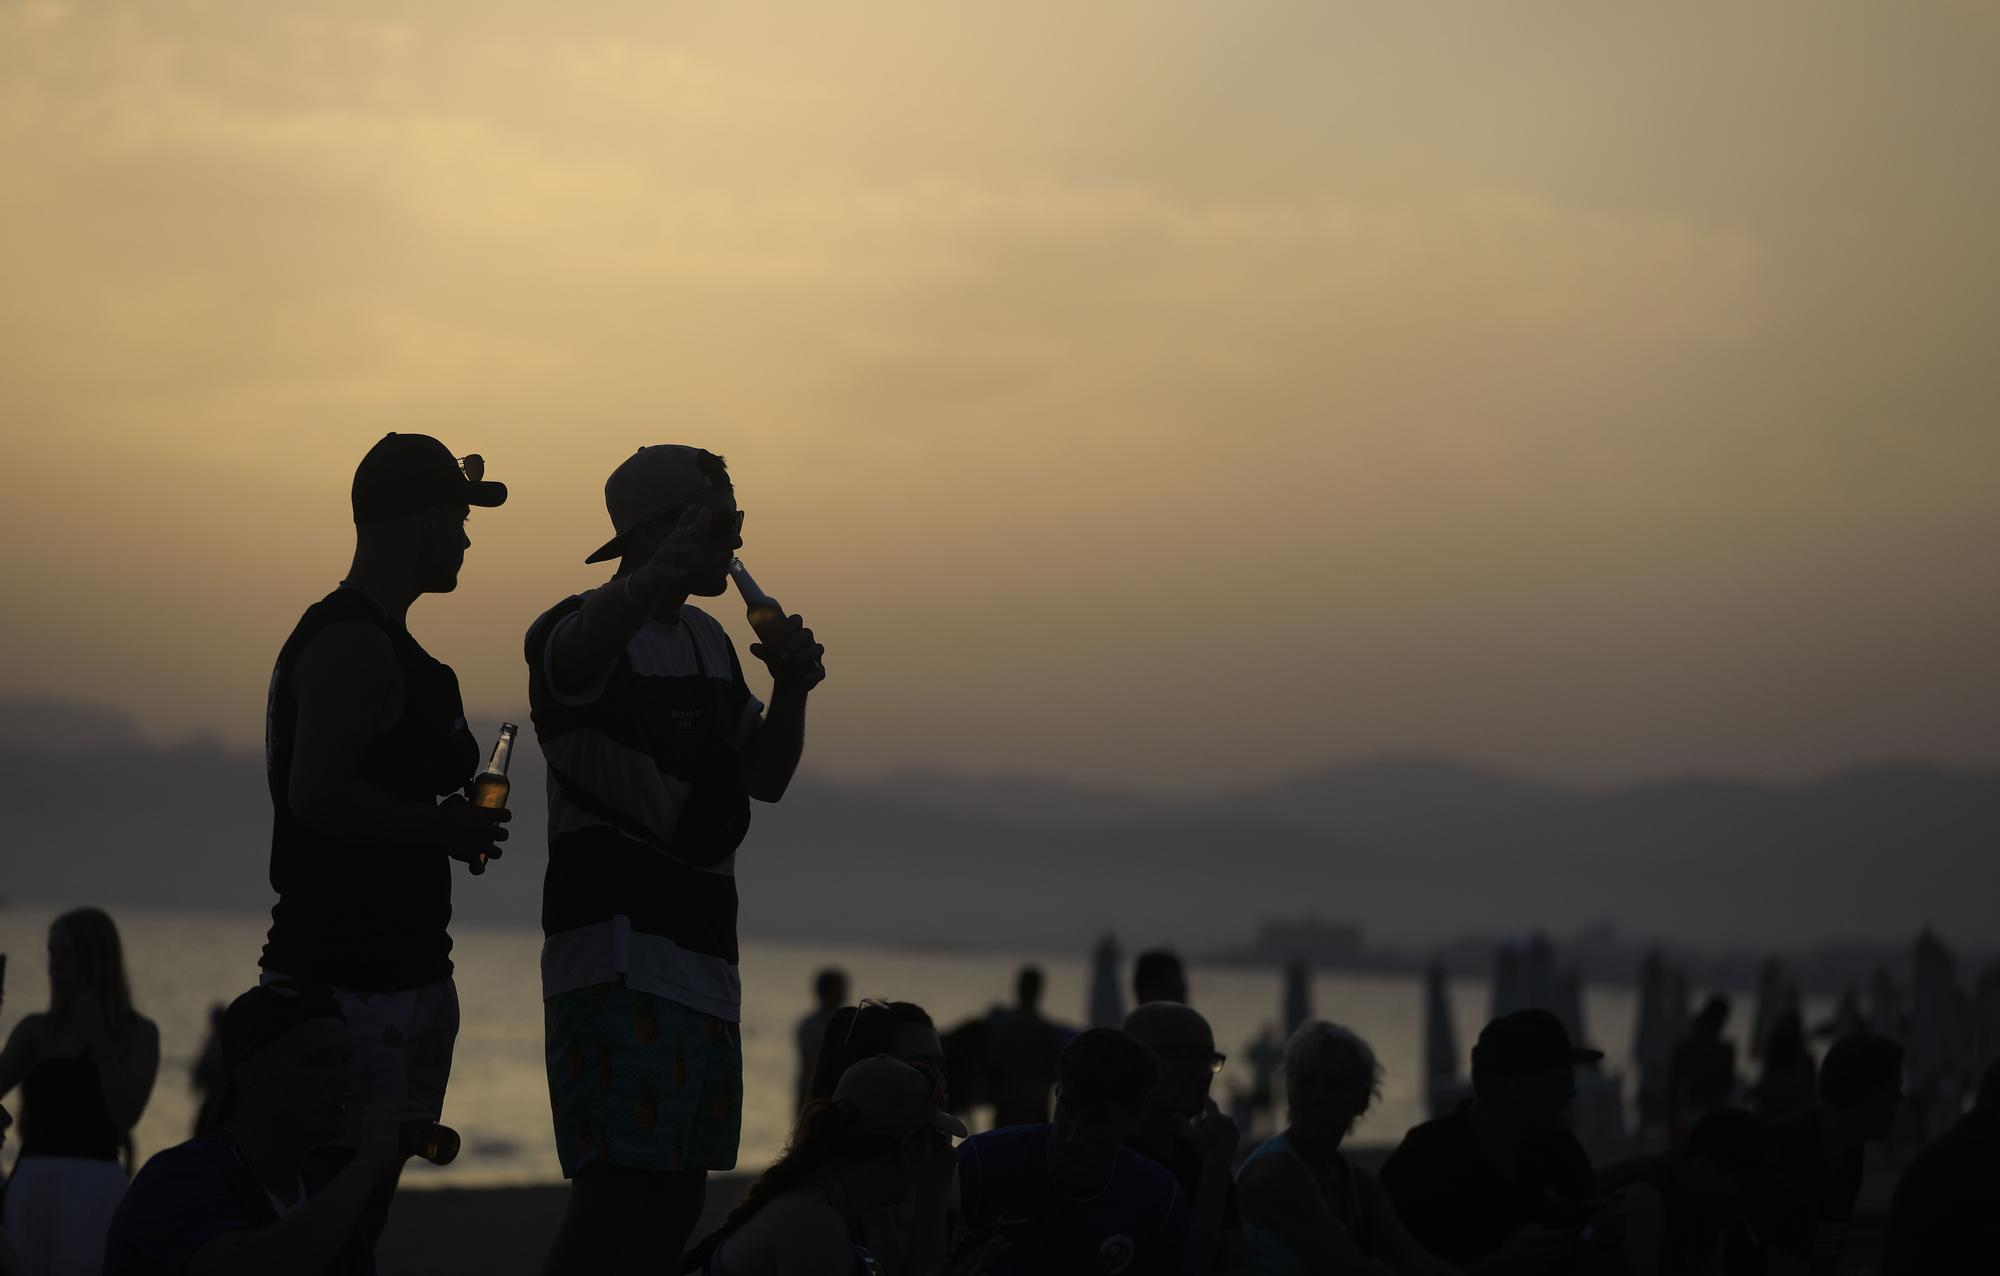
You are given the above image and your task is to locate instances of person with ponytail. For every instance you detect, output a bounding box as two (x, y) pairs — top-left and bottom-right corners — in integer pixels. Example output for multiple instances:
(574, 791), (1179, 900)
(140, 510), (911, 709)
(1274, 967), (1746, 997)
(796, 1001), (955, 1275)
(0, 908), (161, 1276)
(690, 1058), (969, 1276)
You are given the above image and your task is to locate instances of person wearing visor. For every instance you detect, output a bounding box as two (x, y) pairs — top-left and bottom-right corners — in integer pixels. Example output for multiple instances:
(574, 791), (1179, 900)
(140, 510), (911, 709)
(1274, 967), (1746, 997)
(260, 433), (510, 1127)
(1380, 1009), (1609, 1274)
(103, 982), (434, 1276)
(526, 446), (825, 1274)
(693, 1057), (969, 1276)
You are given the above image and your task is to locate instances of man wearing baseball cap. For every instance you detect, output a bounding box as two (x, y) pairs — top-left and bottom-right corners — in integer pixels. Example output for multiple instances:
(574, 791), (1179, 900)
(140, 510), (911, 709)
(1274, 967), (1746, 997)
(260, 433), (511, 1128)
(1380, 1009), (1610, 1273)
(525, 445), (825, 1272)
(104, 982), (434, 1275)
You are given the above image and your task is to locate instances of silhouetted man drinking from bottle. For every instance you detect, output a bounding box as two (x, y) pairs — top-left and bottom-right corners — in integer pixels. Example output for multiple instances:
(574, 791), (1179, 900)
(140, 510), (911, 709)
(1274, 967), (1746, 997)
(261, 433), (511, 1123)
(526, 445), (824, 1274)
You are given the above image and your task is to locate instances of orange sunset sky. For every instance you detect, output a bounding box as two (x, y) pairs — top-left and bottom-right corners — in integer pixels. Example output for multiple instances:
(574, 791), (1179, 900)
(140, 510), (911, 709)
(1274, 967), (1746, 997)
(3, 1), (1997, 790)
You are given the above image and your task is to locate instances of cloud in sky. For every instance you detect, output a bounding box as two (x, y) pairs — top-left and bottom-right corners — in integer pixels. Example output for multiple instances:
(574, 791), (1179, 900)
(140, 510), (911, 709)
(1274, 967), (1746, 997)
(3, 0), (1997, 788)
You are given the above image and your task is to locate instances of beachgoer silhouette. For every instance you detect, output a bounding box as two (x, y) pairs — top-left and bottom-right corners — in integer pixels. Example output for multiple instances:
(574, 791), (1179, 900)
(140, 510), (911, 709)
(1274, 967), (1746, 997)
(1379, 1009), (1610, 1273)
(688, 1058), (968, 1276)
(261, 434), (509, 1123)
(1133, 950), (1189, 1007)
(1883, 1055), (2000, 1274)
(795, 1001), (954, 1276)
(1752, 1011), (1817, 1122)
(0, 1100), (17, 1276)
(958, 1028), (1190, 1276)
(1121, 1003), (1249, 1275)
(190, 1003), (228, 1138)
(798, 969), (850, 1114)
(527, 445), (824, 1274)
(0, 908), (160, 1276)
(101, 982), (434, 1276)
(1237, 1021), (1454, 1276)
(1669, 996), (1737, 1141)
(1598, 1108), (1777, 1276)
(989, 967), (1063, 1128)
(1758, 1033), (1902, 1275)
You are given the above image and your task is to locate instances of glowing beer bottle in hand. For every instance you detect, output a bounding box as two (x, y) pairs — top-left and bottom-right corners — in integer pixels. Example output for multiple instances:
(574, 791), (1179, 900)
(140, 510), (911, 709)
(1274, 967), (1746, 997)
(468, 722), (515, 874)
(729, 558), (823, 678)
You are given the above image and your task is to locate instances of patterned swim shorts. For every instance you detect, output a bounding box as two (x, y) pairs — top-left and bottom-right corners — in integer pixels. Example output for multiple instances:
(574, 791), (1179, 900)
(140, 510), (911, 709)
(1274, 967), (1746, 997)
(544, 981), (742, 1177)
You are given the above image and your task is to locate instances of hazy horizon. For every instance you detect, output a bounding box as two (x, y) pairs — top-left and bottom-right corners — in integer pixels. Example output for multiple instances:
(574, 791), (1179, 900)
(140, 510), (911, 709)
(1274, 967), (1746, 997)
(6, 2), (1999, 792)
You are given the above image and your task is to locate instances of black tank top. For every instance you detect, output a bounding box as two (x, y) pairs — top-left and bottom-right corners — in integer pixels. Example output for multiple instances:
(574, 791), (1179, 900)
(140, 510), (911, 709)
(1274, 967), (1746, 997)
(261, 587), (478, 991)
(19, 1054), (122, 1161)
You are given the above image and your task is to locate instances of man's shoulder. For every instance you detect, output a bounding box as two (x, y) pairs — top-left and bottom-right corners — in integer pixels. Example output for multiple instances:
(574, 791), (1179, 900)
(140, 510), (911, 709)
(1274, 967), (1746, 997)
(526, 594), (590, 643)
(123, 1136), (242, 1205)
(1395, 1109), (1470, 1155)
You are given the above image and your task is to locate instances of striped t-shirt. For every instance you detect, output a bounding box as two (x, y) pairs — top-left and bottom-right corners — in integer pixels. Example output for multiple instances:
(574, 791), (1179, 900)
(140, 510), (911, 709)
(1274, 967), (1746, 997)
(524, 593), (764, 1020)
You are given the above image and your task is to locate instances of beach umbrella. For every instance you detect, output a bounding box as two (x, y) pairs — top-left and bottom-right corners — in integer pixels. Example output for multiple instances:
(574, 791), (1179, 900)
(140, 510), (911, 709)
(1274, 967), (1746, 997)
(1525, 934), (1560, 1014)
(1909, 929), (1973, 1133)
(1087, 933), (1124, 1028)
(1423, 963), (1458, 1084)
(1751, 956), (1785, 1061)
(1972, 963), (2000, 1069)
(1554, 969), (1587, 1051)
(1491, 945), (1524, 1020)
(1869, 965), (1904, 1040)
(1282, 958), (1312, 1036)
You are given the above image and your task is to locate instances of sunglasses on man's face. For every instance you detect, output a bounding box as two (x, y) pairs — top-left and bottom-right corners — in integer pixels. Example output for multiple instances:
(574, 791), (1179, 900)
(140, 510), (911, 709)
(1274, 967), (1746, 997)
(661, 507), (744, 540)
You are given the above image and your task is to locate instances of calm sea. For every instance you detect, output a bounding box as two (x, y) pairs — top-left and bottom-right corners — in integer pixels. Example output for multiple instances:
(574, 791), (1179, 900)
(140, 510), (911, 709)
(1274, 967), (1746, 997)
(1, 905), (1649, 1187)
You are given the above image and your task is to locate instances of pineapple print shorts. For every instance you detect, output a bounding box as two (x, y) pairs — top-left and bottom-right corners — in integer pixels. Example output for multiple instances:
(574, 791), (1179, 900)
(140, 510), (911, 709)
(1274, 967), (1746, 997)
(544, 980), (743, 1177)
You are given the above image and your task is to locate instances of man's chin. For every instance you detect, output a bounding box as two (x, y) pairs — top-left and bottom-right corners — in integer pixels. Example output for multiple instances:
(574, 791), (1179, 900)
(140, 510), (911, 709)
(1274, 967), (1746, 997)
(688, 576), (729, 597)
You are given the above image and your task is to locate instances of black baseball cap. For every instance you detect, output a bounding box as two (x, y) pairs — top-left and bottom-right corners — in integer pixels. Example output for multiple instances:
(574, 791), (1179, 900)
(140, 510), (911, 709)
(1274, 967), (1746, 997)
(352, 433), (508, 524)
(222, 982), (346, 1073)
(1471, 1009), (1604, 1076)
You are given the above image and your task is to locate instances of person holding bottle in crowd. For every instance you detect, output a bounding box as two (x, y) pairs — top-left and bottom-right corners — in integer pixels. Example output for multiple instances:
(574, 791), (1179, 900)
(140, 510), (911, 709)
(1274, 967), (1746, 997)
(0, 908), (160, 1276)
(1238, 1022), (1455, 1276)
(1122, 1003), (1249, 1276)
(526, 445), (824, 1273)
(102, 982), (437, 1276)
(261, 434), (511, 1125)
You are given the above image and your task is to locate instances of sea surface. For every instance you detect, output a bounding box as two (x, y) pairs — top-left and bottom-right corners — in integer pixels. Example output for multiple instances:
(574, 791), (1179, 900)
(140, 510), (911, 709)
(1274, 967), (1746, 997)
(2, 905), (1660, 1187)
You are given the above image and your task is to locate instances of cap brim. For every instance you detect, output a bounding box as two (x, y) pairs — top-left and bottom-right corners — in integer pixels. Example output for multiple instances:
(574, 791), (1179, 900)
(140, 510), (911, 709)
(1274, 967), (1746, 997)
(930, 1110), (969, 1140)
(467, 481), (507, 508)
(583, 533), (624, 565)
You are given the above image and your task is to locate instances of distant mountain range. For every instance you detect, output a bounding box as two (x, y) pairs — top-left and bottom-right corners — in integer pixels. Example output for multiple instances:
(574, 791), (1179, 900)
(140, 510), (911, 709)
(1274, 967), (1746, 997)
(4, 697), (1996, 956)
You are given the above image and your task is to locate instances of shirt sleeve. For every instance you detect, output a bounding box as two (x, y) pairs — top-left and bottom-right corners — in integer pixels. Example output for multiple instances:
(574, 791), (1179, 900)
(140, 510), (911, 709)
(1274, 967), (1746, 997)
(531, 602), (616, 710)
(104, 1149), (263, 1276)
(956, 1138), (985, 1225)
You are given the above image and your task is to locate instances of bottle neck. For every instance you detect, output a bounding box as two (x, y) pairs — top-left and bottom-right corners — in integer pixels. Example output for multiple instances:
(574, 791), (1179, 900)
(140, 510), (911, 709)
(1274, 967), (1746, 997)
(484, 727), (516, 775)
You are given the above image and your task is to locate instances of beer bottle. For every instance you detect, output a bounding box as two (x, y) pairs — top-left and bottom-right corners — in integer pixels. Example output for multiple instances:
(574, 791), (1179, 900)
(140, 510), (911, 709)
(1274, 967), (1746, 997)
(729, 558), (824, 677)
(467, 722), (515, 875)
(403, 1120), (462, 1166)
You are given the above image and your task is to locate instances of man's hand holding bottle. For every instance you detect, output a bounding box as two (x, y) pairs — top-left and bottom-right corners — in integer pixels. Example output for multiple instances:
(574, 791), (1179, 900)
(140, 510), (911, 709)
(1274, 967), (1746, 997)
(435, 795), (508, 873)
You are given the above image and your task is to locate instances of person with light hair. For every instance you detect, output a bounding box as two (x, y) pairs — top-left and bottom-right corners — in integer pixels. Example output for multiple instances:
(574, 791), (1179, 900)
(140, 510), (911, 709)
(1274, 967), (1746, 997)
(1237, 1022), (1456, 1276)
